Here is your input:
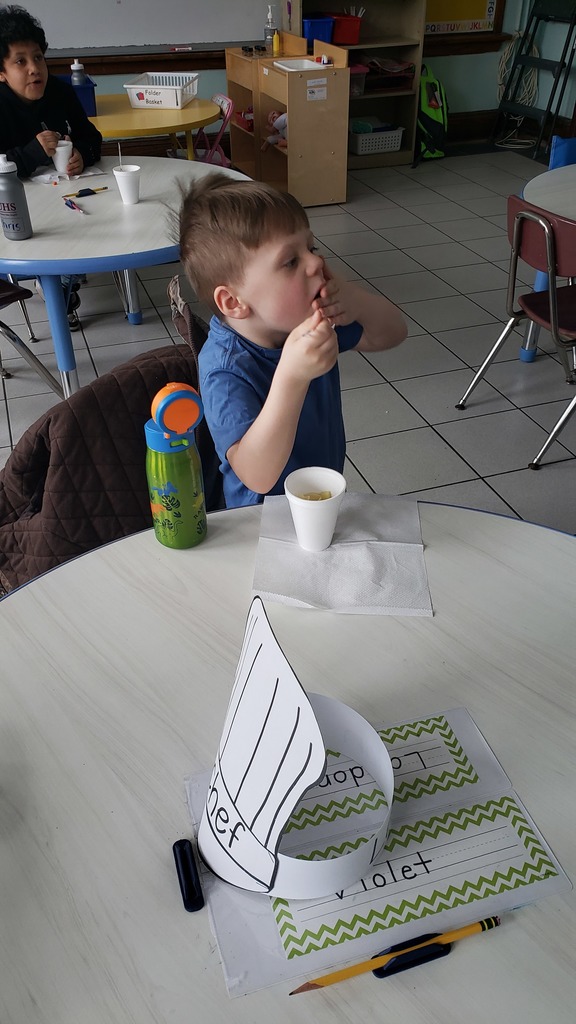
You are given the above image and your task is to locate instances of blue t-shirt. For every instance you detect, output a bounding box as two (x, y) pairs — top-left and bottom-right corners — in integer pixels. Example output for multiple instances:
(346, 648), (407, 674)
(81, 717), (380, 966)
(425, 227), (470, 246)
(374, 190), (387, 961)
(199, 316), (362, 508)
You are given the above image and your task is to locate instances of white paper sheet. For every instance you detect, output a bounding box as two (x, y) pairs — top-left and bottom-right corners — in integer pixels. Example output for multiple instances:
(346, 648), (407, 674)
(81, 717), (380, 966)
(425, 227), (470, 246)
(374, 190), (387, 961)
(186, 708), (571, 996)
(253, 494), (433, 615)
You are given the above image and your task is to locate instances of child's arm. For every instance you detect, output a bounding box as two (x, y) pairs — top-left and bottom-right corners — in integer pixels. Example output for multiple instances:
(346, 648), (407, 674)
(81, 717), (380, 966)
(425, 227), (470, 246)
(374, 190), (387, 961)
(313, 271), (407, 353)
(226, 310), (338, 495)
(61, 86), (102, 170)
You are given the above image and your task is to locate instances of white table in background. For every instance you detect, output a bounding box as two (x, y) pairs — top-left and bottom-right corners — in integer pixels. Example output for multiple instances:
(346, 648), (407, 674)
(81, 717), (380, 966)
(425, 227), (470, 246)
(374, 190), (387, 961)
(0, 156), (244, 395)
(0, 503), (574, 1024)
(520, 163), (576, 358)
(523, 162), (576, 218)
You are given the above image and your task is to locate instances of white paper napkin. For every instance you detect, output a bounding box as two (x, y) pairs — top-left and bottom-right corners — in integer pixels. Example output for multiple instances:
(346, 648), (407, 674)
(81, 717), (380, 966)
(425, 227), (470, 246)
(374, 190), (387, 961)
(30, 166), (106, 184)
(253, 493), (433, 615)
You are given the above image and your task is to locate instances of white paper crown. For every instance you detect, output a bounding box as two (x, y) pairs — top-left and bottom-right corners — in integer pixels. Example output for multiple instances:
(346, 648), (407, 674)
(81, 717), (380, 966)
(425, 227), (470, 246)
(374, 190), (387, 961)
(198, 598), (394, 900)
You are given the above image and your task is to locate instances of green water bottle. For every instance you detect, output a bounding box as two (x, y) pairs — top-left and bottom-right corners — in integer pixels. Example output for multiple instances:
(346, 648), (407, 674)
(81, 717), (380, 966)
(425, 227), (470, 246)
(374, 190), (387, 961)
(145, 382), (207, 549)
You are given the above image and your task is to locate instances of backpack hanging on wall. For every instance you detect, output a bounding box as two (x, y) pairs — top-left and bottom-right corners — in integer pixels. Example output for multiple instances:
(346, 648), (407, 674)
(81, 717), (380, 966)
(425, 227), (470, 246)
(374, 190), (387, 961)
(413, 64), (448, 166)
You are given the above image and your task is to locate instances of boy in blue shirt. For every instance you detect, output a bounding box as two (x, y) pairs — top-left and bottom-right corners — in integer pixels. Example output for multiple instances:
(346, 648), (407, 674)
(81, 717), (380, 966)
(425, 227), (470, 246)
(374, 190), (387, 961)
(180, 173), (407, 508)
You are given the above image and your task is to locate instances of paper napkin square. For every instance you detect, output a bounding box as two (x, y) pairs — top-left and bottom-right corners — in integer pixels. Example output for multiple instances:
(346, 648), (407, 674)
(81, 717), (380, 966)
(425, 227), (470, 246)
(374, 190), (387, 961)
(253, 493), (433, 615)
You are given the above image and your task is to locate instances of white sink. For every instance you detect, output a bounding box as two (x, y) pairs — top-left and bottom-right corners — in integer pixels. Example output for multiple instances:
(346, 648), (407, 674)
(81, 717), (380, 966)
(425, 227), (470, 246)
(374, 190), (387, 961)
(273, 59), (321, 71)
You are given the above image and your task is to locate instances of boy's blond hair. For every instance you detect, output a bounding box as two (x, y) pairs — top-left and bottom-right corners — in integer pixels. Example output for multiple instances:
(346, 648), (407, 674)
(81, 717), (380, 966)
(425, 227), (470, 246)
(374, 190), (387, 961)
(179, 173), (309, 314)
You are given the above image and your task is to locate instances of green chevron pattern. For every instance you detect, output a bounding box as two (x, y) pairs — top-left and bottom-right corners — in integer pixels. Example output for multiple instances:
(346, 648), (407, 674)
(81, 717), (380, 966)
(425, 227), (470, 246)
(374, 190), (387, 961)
(378, 714), (449, 745)
(273, 795), (559, 958)
(378, 714), (479, 803)
(296, 835), (370, 861)
(284, 788), (387, 833)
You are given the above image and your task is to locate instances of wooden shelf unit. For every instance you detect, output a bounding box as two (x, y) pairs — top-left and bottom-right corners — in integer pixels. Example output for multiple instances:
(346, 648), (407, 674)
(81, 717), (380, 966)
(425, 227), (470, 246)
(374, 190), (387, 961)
(226, 33), (307, 183)
(226, 36), (351, 207)
(285, 0), (426, 168)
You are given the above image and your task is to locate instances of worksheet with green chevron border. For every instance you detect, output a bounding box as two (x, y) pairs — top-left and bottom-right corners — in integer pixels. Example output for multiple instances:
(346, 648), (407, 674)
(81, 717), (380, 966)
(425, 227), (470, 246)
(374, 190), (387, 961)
(276, 707), (510, 859)
(272, 790), (570, 960)
(185, 708), (571, 996)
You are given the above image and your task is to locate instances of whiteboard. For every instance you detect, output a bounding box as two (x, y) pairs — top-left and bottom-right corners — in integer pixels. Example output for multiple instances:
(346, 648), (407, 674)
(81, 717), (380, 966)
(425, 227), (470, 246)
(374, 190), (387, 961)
(26, 0), (263, 49)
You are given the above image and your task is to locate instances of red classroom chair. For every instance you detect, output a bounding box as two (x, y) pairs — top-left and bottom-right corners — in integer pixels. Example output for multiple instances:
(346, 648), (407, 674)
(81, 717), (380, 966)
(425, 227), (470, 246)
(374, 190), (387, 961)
(455, 193), (576, 469)
(193, 93), (234, 167)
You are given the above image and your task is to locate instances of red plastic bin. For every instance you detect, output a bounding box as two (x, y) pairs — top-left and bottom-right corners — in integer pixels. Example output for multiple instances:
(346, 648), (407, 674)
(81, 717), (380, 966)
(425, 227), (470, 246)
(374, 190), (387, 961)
(330, 14), (362, 45)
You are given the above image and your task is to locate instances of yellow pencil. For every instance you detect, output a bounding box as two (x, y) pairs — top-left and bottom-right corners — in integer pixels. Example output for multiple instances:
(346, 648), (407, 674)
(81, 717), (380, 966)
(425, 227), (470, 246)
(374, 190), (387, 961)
(289, 916), (500, 994)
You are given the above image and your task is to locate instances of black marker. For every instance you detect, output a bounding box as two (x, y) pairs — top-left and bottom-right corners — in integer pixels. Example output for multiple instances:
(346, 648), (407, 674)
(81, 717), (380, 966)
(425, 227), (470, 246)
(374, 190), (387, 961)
(172, 839), (204, 912)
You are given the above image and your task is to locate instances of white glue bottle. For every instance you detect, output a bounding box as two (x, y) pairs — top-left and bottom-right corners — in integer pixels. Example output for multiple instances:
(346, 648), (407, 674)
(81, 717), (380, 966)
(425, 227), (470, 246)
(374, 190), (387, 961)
(70, 58), (87, 86)
(264, 5), (277, 54)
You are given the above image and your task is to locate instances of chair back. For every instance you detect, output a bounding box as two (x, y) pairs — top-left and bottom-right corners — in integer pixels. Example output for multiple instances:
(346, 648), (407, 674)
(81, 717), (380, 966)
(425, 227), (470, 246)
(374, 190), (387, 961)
(548, 134), (576, 169)
(507, 194), (576, 280)
(0, 279), (33, 310)
(193, 93), (234, 166)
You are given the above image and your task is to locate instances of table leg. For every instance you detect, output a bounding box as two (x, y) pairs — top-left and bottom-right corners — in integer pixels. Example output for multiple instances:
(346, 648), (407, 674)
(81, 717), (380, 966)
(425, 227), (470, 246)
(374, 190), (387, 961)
(186, 131), (195, 161)
(519, 270), (546, 362)
(39, 274), (80, 396)
(113, 269), (143, 325)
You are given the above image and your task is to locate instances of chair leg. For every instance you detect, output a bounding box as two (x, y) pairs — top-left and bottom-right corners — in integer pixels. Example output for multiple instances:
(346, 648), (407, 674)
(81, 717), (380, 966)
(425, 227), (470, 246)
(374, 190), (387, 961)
(0, 320), (64, 398)
(456, 317), (521, 410)
(554, 342), (576, 384)
(528, 388), (576, 468)
(112, 269), (143, 325)
(0, 345), (11, 379)
(17, 298), (38, 342)
(6, 274), (38, 342)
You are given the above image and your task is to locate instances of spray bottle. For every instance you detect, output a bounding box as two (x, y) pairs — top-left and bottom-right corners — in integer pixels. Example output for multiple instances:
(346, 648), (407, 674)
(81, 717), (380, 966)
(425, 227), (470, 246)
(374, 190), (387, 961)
(264, 4), (277, 54)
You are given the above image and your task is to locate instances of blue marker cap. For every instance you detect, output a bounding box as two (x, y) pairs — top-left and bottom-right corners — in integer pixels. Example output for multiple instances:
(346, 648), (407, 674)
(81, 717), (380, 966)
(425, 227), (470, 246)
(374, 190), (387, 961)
(372, 933), (451, 977)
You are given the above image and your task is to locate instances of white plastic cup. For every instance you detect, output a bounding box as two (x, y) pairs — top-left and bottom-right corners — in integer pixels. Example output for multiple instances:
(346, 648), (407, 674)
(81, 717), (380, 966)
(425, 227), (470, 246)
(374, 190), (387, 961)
(112, 164), (141, 205)
(284, 467), (346, 552)
(52, 139), (73, 175)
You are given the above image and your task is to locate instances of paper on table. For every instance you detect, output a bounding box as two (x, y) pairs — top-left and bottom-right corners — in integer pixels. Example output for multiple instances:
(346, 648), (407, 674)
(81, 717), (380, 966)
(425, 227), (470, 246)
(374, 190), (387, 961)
(30, 166), (106, 184)
(253, 493), (433, 615)
(186, 708), (572, 996)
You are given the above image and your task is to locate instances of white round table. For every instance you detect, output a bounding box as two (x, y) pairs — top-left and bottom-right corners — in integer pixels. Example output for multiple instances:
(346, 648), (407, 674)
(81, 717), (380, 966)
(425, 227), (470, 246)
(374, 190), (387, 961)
(523, 163), (576, 218)
(0, 502), (574, 1024)
(0, 156), (245, 394)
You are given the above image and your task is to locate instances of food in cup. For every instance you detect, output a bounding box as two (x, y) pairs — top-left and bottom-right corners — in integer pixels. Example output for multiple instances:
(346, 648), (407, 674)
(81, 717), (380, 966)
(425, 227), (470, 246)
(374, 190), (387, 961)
(299, 491), (332, 500)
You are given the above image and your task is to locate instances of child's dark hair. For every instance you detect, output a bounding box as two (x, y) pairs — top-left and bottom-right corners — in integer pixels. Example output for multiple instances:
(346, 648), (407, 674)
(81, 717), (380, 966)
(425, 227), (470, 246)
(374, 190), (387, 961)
(0, 5), (47, 64)
(179, 173), (309, 314)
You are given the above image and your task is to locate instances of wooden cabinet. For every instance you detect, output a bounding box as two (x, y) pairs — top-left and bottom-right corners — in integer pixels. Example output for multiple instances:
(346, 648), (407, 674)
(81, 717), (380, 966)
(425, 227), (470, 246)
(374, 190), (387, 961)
(226, 34), (306, 184)
(226, 35), (351, 207)
(284, 1), (426, 168)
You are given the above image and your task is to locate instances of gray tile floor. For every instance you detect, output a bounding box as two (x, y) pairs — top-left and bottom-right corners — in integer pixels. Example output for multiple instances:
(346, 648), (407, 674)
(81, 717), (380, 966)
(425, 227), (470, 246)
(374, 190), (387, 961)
(2, 149), (575, 534)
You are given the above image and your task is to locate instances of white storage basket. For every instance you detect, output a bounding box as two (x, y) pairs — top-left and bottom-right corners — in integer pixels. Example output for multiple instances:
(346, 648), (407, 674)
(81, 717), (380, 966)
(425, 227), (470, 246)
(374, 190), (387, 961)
(348, 125), (404, 155)
(123, 72), (199, 109)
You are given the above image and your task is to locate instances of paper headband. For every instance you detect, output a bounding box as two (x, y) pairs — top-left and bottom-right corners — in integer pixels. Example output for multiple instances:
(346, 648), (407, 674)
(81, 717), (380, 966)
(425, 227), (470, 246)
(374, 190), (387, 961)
(198, 597), (394, 900)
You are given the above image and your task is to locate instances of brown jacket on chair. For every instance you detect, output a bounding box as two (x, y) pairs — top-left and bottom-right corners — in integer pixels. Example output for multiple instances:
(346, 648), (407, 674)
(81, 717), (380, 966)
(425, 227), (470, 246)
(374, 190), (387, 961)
(0, 303), (223, 592)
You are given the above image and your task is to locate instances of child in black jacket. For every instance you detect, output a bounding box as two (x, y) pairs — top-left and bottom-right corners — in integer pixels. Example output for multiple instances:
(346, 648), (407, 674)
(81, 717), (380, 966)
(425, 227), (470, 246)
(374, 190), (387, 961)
(0, 6), (103, 327)
(0, 5), (102, 178)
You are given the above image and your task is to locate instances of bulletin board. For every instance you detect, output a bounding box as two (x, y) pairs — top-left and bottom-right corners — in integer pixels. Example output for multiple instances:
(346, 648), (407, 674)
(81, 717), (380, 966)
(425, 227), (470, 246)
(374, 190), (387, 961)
(425, 0), (504, 35)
